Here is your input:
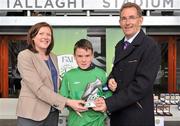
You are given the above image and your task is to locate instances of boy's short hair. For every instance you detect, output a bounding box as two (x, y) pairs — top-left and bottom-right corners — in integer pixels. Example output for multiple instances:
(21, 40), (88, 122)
(74, 39), (93, 54)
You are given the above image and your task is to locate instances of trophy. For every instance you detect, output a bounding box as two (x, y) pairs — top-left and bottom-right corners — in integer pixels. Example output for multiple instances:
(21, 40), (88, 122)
(81, 78), (102, 108)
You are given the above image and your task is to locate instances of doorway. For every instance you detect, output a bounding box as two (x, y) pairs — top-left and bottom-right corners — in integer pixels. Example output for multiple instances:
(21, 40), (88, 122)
(0, 35), (27, 98)
(150, 35), (177, 94)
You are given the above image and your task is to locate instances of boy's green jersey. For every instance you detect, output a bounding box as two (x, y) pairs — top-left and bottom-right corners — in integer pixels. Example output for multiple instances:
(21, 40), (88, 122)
(59, 67), (111, 126)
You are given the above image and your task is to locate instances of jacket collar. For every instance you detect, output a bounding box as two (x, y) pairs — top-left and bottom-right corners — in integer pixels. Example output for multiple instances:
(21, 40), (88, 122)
(33, 52), (54, 86)
(114, 29), (145, 64)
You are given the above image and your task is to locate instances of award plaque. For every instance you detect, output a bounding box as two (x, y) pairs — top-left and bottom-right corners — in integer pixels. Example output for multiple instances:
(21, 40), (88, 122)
(81, 78), (102, 108)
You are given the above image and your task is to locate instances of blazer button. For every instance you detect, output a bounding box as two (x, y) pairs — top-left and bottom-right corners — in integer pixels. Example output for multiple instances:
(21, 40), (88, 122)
(53, 104), (59, 108)
(120, 69), (123, 72)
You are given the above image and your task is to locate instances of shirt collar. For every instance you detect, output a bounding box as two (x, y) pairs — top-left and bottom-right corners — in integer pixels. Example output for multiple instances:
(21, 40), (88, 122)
(124, 31), (140, 44)
(78, 64), (95, 71)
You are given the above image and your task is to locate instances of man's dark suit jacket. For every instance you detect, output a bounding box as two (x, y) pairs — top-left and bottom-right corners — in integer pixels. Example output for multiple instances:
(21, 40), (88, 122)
(105, 29), (161, 126)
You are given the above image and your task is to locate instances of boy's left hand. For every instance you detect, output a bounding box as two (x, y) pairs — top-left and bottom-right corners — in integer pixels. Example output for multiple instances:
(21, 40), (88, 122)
(108, 78), (117, 92)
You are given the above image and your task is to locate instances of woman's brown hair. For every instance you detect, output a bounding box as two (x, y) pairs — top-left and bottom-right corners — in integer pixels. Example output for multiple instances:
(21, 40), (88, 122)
(27, 22), (54, 55)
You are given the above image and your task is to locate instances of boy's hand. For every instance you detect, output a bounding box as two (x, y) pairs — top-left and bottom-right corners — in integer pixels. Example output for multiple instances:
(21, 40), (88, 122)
(108, 78), (117, 92)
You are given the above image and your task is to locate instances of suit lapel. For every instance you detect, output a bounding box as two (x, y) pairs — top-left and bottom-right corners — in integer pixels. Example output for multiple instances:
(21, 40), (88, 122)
(114, 42), (135, 64)
(114, 29), (145, 64)
(33, 53), (53, 86)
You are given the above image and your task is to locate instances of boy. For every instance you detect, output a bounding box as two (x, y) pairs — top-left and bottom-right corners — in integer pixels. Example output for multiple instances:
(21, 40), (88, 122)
(59, 39), (111, 126)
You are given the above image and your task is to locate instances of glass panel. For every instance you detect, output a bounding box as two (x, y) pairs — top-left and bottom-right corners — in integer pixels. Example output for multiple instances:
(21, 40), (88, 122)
(106, 28), (124, 74)
(53, 28), (87, 55)
(87, 28), (106, 71)
(152, 37), (168, 94)
(176, 37), (180, 91)
(8, 40), (27, 98)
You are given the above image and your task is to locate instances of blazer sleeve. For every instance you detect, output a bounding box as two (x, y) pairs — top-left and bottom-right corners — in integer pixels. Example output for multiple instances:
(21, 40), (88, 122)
(17, 51), (68, 111)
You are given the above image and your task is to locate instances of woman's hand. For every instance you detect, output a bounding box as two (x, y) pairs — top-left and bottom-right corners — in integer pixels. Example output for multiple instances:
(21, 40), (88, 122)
(66, 99), (88, 112)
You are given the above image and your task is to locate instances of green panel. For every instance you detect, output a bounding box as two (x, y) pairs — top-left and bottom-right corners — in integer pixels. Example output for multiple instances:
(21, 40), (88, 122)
(53, 28), (87, 55)
(106, 28), (124, 74)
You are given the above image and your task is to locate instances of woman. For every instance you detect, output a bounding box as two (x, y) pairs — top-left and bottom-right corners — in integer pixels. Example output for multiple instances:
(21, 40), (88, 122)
(16, 22), (87, 126)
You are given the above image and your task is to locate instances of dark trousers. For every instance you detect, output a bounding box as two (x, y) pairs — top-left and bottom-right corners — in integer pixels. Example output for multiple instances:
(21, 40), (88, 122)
(17, 110), (59, 126)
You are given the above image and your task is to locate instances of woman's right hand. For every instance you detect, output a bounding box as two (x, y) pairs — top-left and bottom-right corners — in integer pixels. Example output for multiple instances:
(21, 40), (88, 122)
(66, 99), (88, 112)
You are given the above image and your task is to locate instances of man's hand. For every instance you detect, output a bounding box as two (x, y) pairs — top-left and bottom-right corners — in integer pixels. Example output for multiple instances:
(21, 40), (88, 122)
(66, 99), (88, 112)
(108, 78), (117, 92)
(93, 97), (107, 112)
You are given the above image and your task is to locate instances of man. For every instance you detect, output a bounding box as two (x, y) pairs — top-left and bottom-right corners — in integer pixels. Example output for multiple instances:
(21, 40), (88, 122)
(93, 2), (161, 126)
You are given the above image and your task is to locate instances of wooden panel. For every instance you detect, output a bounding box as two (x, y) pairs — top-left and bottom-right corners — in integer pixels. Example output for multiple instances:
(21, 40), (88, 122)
(168, 36), (176, 93)
(7, 35), (27, 41)
(0, 36), (8, 97)
(172, 36), (177, 92)
(0, 37), (2, 97)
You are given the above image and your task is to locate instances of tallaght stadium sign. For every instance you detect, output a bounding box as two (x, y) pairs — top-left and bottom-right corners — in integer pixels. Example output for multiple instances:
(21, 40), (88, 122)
(0, 0), (179, 10)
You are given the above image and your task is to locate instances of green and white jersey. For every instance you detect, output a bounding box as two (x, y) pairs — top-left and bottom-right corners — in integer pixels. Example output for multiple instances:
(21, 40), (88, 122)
(60, 67), (111, 126)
